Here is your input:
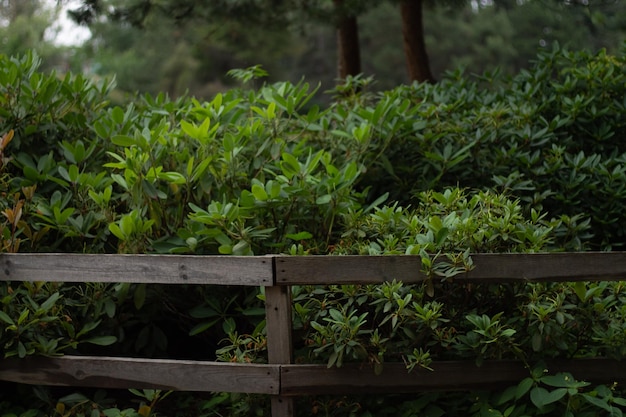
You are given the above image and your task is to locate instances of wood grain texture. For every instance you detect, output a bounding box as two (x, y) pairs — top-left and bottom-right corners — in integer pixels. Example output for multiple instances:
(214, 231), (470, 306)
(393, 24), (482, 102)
(0, 254), (272, 286)
(274, 253), (626, 285)
(265, 286), (293, 365)
(5, 252), (626, 286)
(265, 285), (295, 417)
(270, 397), (294, 417)
(280, 359), (626, 395)
(0, 356), (279, 394)
(280, 361), (528, 395)
(5, 251), (626, 417)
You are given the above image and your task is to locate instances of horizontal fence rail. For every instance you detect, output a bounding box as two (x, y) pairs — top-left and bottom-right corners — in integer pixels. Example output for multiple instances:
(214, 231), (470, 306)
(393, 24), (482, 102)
(0, 356), (279, 394)
(0, 254), (273, 286)
(279, 358), (626, 395)
(2, 252), (626, 417)
(3, 252), (626, 286)
(4, 357), (626, 397)
(274, 252), (626, 284)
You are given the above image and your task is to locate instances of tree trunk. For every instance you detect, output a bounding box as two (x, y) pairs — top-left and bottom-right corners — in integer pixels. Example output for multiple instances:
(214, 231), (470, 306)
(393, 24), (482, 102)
(400, 0), (435, 83)
(333, 0), (361, 80)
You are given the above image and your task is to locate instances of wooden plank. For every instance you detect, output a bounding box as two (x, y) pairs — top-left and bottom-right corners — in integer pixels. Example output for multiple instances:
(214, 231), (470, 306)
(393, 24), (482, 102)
(0, 254), (272, 286)
(543, 358), (626, 382)
(0, 356), (279, 394)
(280, 361), (528, 395)
(274, 253), (626, 285)
(5, 252), (626, 286)
(270, 397), (294, 417)
(463, 253), (626, 283)
(265, 284), (295, 417)
(265, 286), (293, 365)
(280, 358), (626, 395)
(275, 255), (424, 285)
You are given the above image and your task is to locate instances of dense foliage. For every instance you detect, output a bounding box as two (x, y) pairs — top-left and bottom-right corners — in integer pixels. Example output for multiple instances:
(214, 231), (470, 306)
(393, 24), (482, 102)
(2, 46), (626, 415)
(359, 44), (626, 250)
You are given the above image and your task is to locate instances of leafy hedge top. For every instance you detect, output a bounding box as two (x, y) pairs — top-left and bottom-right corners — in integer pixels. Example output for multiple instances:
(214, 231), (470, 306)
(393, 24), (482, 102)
(4, 45), (626, 255)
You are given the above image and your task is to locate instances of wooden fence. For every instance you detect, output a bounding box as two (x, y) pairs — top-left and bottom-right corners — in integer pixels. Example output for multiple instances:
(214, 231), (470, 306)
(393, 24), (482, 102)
(2, 253), (626, 417)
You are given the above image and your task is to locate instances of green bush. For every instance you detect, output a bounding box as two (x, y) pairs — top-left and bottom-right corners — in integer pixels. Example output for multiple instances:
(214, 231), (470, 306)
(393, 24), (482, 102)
(341, 45), (626, 250)
(0, 51), (112, 170)
(289, 189), (626, 373)
(3, 47), (626, 416)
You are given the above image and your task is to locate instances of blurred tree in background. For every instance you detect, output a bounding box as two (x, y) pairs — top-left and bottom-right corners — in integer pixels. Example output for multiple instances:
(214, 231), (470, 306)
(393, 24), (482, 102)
(66, 0), (462, 83)
(0, 0), (72, 70)
(2, 0), (624, 98)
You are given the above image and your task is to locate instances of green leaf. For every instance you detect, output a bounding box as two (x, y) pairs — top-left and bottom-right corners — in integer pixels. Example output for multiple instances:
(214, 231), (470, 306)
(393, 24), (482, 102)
(515, 377), (534, 400)
(120, 214), (135, 237)
(426, 279), (434, 297)
(108, 223), (126, 240)
(218, 244), (232, 254)
(285, 231), (313, 240)
(111, 135), (136, 147)
(111, 106), (125, 124)
(39, 292), (60, 313)
(222, 318), (236, 335)
(268, 180), (282, 199)
(574, 282), (587, 302)
(0, 310), (15, 325)
(232, 240), (251, 255)
(188, 319), (220, 336)
(530, 387), (567, 409)
(328, 350), (339, 368)
(191, 157), (213, 182)
(134, 283), (147, 310)
(501, 328), (516, 337)
(435, 227), (449, 246)
(316, 194), (332, 205)
(495, 386), (517, 406)
(18, 341), (27, 358)
(158, 171), (187, 184)
(77, 321), (102, 338)
(57, 166), (71, 182)
(212, 93), (223, 111)
(251, 184), (268, 201)
(582, 394), (613, 412)
(541, 373), (589, 389)
(180, 120), (199, 138)
(111, 173), (128, 190)
(267, 102), (276, 119)
(282, 153), (301, 174)
(531, 332), (542, 351)
(58, 393), (90, 404)
(85, 336), (117, 346)
(104, 300), (116, 318)
(328, 308), (343, 322)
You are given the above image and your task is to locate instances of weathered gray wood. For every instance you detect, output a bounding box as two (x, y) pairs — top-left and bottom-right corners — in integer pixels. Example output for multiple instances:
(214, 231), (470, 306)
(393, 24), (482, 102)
(280, 358), (626, 395)
(270, 397), (294, 417)
(4, 356), (624, 397)
(5, 252), (626, 413)
(0, 254), (272, 286)
(274, 253), (626, 285)
(0, 356), (279, 394)
(265, 284), (295, 417)
(265, 286), (293, 364)
(280, 361), (528, 394)
(462, 253), (626, 283)
(6, 252), (626, 286)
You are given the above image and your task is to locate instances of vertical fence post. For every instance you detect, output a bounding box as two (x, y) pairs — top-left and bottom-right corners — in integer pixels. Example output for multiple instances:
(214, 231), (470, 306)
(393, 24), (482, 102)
(265, 259), (294, 417)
